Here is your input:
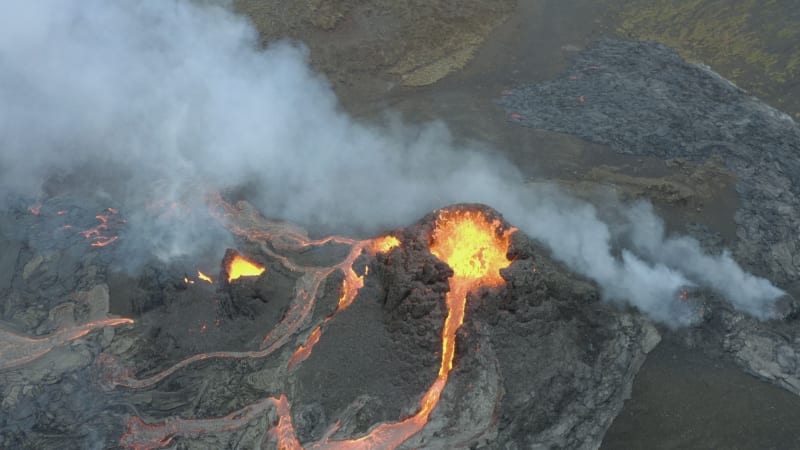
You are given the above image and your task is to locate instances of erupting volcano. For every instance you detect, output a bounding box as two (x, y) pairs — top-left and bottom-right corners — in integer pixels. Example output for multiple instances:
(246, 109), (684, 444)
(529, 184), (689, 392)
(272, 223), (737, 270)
(428, 209), (515, 380)
(3, 192), (669, 449)
(102, 199), (520, 449)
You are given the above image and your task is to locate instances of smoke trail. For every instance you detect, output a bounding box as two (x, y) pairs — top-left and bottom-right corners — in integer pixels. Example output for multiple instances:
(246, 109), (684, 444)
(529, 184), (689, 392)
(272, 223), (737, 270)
(621, 201), (785, 318)
(0, 0), (784, 325)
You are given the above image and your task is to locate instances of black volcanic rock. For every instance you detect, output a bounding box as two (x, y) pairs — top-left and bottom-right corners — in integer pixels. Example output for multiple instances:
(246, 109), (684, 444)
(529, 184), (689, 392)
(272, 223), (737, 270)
(500, 38), (800, 289)
(500, 38), (800, 406)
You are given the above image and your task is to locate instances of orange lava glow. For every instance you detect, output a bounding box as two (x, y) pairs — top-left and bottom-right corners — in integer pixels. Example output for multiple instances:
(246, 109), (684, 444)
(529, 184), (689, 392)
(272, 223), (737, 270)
(115, 197), (515, 450)
(227, 254), (266, 283)
(79, 208), (125, 248)
(337, 209), (514, 446)
(428, 209), (513, 286)
(269, 209), (514, 449)
(369, 235), (400, 254)
(197, 271), (213, 284)
(287, 326), (322, 370)
(427, 208), (513, 382)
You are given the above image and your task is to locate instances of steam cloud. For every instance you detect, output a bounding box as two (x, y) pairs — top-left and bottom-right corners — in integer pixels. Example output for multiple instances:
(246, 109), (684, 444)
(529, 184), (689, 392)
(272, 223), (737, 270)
(0, 0), (785, 325)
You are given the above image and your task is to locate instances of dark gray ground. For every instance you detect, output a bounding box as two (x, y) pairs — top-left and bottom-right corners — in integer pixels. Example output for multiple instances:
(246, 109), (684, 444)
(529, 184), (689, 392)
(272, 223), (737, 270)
(500, 38), (800, 289)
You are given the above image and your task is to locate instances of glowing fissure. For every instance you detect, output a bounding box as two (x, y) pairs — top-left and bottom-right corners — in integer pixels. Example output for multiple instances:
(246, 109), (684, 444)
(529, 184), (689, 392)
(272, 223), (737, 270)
(197, 270), (214, 284)
(288, 326), (322, 370)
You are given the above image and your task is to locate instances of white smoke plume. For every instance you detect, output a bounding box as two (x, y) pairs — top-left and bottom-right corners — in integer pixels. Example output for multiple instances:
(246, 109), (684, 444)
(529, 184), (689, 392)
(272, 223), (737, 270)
(0, 0), (785, 325)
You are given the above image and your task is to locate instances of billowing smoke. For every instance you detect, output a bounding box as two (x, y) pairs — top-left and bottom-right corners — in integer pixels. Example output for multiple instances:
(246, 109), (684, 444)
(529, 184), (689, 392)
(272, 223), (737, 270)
(0, 0), (784, 325)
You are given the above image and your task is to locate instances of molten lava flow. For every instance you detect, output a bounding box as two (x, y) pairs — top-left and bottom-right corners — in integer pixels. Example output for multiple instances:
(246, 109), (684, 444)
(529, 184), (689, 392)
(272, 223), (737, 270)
(369, 235), (400, 254)
(79, 207), (125, 248)
(265, 209), (514, 450)
(197, 271), (213, 284)
(115, 197), (432, 447)
(428, 208), (513, 377)
(108, 197), (516, 449)
(288, 326), (322, 370)
(227, 254), (266, 283)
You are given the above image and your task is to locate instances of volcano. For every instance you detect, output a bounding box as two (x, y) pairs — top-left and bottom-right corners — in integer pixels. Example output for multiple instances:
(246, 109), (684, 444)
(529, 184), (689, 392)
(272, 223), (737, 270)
(4, 1), (800, 448)
(0, 195), (657, 449)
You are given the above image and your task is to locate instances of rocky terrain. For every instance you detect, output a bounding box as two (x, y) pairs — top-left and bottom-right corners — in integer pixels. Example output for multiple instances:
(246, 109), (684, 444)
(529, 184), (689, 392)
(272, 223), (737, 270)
(3, 1), (800, 449)
(0, 198), (658, 449)
(501, 38), (800, 408)
(501, 38), (800, 289)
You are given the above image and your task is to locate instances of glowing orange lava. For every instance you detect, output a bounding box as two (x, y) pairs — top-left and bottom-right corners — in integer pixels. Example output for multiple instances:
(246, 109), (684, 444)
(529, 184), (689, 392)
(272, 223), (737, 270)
(269, 209), (514, 449)
(118, 198), (519, 449)
(429, 209), (513, 286)
(227, 254), (266, 283)
(369, 235), (400, 254)
(79, 207), (125, 248)
(427, 209), (513, 378)
(197, 271), (213, 284)
(288, 326), (322, 370)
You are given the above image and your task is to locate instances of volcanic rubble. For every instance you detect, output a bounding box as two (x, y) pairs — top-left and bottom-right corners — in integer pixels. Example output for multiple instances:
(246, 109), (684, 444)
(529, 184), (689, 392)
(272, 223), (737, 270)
(0, 194), (658, 449)
(500, 38), (800, 398)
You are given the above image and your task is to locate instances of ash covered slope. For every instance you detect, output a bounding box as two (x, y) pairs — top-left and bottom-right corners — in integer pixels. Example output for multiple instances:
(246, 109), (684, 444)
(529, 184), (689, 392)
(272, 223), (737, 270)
(501, 38), (800, 289)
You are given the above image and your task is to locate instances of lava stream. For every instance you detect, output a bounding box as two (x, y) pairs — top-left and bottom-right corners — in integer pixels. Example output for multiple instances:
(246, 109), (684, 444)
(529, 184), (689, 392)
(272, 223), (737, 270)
(288, 326), (322, 370)
(104, 198), (398, 391)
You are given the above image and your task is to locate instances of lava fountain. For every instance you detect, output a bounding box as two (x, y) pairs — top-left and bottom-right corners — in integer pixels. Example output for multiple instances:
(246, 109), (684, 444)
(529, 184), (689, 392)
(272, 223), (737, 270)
(273, 208), (515, 449)
(428, 209), (515, 378)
